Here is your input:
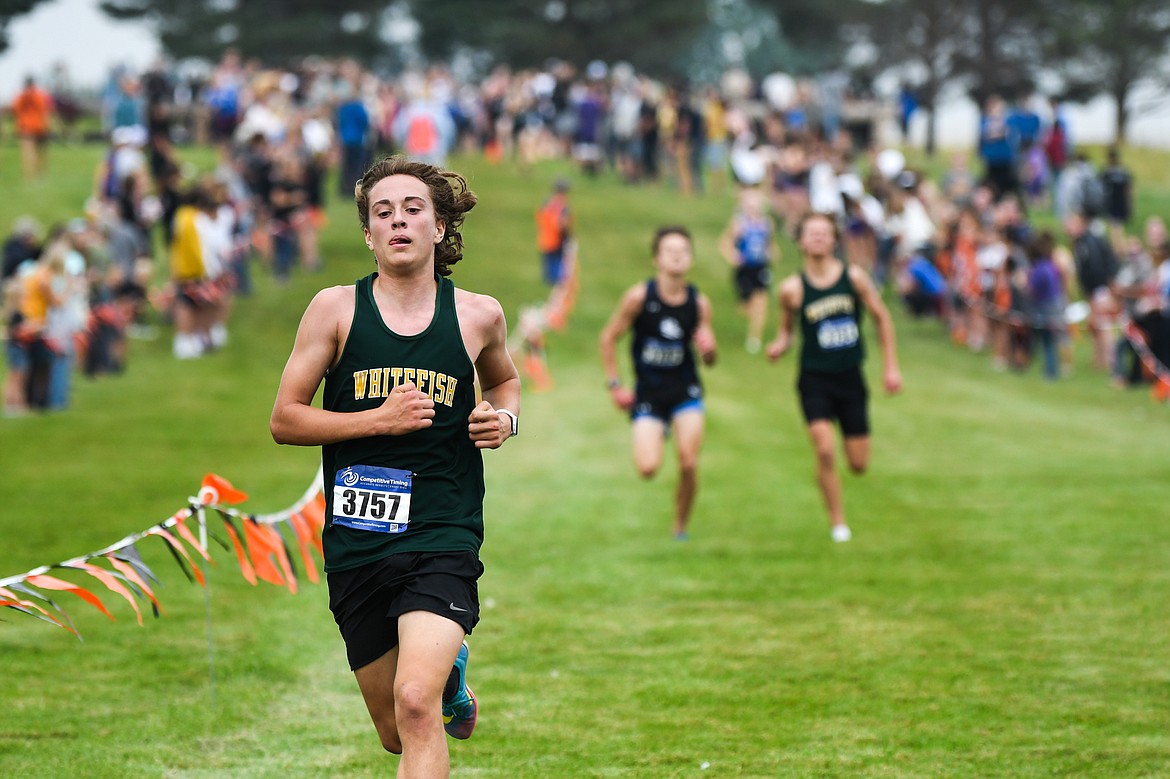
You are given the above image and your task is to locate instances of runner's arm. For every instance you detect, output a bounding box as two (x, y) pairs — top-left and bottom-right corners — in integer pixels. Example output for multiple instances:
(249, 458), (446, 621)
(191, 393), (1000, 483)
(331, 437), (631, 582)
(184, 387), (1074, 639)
(851, 265), (903, 394)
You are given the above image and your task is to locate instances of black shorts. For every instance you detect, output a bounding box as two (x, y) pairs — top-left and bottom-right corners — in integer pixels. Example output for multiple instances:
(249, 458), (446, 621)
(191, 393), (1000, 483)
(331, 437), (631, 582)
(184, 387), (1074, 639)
(797, 366), (870, 437)
(733, 264), (771, 301)
(327, 551), (483, 671)
(632, 380), (703, 423)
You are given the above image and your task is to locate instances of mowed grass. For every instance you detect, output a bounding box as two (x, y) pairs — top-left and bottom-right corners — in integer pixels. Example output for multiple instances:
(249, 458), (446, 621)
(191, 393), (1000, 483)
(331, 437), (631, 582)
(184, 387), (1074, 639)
(1, 142), (1168, 778)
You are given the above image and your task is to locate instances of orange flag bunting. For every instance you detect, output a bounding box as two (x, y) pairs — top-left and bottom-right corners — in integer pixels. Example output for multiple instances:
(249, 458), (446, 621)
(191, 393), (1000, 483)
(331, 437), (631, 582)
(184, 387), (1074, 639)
(220, 518), (258, 586)
(241, 519), (291, 591)
(1, 470), (326, 636)
(65, 562), (144, 625)
(265, 522), (298, 595)
(0, 586), (78, 635)
(105, 555), (164, 615)
(300, 493), (327, 557)
(198, 473), (249, 506)
(287, 512), (321, 584)
(146, 526), (205, 586)
(25, 574), (115, 621)
(171, 511), (213, 564)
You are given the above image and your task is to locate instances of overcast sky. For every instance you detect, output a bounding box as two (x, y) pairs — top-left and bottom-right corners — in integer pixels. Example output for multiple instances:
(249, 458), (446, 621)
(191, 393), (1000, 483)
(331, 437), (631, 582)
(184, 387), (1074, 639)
(1, 0), (160, 97)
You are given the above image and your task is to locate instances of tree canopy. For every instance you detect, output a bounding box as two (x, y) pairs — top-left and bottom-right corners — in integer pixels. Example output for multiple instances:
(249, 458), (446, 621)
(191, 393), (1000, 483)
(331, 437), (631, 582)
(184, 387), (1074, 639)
(408, 0), (710, 78)
(99, 0), (391, 64)
(0, 0), (48, 55)
(88, 0), (1170, 145)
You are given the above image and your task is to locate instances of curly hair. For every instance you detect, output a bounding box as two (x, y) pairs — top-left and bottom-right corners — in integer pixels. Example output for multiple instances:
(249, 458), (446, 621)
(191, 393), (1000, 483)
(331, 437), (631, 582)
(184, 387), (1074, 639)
(354, 156), (478, 277)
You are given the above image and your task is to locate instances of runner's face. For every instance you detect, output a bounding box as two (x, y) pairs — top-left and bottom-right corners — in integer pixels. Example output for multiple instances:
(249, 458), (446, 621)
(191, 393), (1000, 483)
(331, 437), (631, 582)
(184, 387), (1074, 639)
(655, 233), (693, 275)
(799, 217), (836, 257)
(363, 175), (445, 273)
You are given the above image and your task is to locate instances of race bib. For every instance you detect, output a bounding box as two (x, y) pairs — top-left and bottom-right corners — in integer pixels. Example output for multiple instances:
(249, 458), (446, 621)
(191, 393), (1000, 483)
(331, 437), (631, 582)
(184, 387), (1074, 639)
(816, 317), (859, 351)
(640, 337), (685, 368)
(332, 465), (412, 534)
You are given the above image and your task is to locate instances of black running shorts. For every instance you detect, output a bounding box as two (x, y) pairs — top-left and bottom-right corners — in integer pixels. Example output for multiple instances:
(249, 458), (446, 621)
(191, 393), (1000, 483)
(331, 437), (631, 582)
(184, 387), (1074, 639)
(733, 264), (771, 301)
(797, 365), (870, 437)
(327, 551), (483, 671)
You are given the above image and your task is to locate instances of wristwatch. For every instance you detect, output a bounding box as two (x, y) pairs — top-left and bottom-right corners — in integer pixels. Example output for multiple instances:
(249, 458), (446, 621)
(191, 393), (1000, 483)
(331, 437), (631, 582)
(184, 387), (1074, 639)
(497, 408), (518, 437)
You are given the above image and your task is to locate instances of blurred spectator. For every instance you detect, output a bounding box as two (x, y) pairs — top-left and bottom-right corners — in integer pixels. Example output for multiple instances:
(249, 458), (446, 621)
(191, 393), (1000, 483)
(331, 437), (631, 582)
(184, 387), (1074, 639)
(3, 276), (31, 416)
(1111, 232), (1156, 388)
(169, 180), (229, 359)
(977, 95), (1019, 202)
(109, 74), (146, 131)
(1026, 231), (1066, 380)
(335, 78), (372, 195)
(1100, 146), (1133, 235)
(393, 84), (456, 166)
(2, 217), (44, 280)
(941, 151), (976, 208)
(897, 250), (947, 319)
(267, 149), (310, 282)
(535, 178), (573, 287)
(1065, 211), (1119, 371)
(897, 82), (917, 141)
(11, 76), (55, 180)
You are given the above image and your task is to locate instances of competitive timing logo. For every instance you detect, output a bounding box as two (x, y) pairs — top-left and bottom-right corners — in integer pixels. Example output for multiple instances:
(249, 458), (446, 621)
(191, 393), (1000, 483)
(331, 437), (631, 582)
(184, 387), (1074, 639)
(341, 468), (360, 487)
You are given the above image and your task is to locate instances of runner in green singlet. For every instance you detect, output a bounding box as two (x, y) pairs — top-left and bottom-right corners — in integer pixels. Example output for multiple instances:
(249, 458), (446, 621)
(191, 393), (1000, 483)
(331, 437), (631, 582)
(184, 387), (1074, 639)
(767, 211), (901, 543)
(270, 156), (520, 778)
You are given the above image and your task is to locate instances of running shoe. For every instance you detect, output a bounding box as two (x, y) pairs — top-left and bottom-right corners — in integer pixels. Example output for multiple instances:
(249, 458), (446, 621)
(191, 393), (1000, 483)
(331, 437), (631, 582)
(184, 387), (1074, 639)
(831, 524), (852, 543)
(442, 640), (477, 739)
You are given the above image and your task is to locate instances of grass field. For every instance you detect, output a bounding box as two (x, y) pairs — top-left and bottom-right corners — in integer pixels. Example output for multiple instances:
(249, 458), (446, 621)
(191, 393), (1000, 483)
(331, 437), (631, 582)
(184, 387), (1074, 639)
(1, 142), (1168, 778)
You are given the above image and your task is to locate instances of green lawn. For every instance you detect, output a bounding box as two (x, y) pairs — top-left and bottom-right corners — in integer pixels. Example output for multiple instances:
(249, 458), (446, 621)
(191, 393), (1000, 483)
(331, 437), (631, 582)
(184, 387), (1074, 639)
(1, 142), (1168, 778)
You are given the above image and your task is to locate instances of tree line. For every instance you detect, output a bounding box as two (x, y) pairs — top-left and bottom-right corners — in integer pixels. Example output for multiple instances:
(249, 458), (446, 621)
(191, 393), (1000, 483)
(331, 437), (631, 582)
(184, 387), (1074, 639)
(1, 0), (1166, 144)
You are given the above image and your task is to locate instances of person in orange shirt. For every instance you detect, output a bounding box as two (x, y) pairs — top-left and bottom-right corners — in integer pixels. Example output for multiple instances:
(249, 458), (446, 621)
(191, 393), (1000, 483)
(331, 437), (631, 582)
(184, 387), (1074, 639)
(535, 178), (572, 287)
(11, 76), (55, 180)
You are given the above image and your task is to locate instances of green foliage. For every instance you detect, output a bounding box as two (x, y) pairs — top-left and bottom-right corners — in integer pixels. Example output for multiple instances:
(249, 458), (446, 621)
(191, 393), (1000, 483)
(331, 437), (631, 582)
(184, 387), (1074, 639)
(409, 0), (709, 77)
(753, 0), (866, 74)
(0, 0), (47, 54)
(99, 0), (391, 64)
(1, 143), (1169, 777)
(1034, 0), (1170, 141)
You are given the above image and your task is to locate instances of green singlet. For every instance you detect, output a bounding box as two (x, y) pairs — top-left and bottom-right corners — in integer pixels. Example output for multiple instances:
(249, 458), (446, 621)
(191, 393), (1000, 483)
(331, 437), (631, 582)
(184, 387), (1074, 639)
(321, 272), (484, 572)
(799, 261), (866, 374)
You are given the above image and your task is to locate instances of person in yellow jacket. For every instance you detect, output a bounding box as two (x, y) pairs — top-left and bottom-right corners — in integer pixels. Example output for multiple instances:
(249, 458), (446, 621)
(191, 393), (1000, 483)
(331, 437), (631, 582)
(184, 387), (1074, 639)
(170, 179), (228, 359)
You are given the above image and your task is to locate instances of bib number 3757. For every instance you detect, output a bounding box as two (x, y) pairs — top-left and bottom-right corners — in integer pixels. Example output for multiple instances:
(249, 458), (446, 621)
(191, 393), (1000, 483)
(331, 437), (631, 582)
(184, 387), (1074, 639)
(332, 465), (413, 534)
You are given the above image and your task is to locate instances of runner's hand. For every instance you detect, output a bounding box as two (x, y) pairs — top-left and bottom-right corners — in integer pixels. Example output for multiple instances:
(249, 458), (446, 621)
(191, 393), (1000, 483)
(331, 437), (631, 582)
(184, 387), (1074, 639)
(378, 382), (434, 434)
(468, 400), (507, 449)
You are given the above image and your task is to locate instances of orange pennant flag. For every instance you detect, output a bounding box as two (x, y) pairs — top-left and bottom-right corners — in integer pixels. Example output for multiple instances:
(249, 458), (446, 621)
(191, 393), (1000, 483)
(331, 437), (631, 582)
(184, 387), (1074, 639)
(221, 519), (258, 586)
(300, 493), (327, 556)
(198, 473), (249, 506)
(0, 586), (78, 634)
(171, 512), (213, 563)
(287, 512), (321, 584)
(241, 519), (287, 588)
(146, 526), (205, 586)
(25, 573), (115, 620)
(105, 555), (164, 614)
(264, 523), (298, 594)
(66, 562), (143, 626)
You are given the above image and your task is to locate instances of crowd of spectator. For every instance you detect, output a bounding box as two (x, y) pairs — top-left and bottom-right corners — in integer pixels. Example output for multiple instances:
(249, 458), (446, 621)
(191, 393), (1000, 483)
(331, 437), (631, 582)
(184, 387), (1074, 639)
(2, 51), (1168, 417)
